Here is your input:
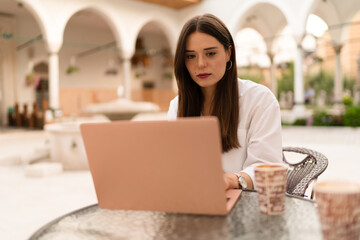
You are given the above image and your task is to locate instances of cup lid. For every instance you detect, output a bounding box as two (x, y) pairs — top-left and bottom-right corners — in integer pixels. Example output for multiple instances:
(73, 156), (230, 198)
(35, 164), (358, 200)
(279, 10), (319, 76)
(254, 164), (287, 171)
(313, 181), (360, 194)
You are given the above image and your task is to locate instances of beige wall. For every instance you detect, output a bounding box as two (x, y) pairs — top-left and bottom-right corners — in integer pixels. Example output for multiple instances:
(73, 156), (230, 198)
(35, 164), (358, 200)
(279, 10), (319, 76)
(342, 12), (360, 80)
(0, 16), (17, 125)
(316, 11), (360, 79)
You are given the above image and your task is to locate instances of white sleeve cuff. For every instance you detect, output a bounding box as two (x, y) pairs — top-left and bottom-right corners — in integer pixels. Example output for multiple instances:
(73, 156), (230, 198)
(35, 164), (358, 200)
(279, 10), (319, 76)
(240, 166), (256, 189)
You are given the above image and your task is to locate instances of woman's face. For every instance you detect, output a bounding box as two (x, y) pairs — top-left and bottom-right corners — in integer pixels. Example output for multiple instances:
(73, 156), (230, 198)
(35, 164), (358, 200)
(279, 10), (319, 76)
(184, 31), (231, 90)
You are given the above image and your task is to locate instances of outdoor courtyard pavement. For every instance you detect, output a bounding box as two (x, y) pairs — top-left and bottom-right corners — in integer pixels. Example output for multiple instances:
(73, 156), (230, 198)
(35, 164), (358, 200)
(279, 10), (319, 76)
(0, 121), (359, 240)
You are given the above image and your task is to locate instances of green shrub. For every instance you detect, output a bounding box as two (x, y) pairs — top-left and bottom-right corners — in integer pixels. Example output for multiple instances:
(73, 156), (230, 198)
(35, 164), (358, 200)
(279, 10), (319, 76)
(344, 76), (356, 92)
(343, 106), (360, 127)
(290, 104), (360, 127)
(277, 62), (294, 99)
(293, 118), (307, 126)
(308, 111), (343, 126)
(343, 95), (354, 107)
(238, 67), (264, 84)
(306, 71), (334, 104)
(305, 72), (355, 105)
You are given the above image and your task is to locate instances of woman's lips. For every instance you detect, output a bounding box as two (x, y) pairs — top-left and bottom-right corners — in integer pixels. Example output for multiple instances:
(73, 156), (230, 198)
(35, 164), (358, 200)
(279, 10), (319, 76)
(197, 73), (211, 79)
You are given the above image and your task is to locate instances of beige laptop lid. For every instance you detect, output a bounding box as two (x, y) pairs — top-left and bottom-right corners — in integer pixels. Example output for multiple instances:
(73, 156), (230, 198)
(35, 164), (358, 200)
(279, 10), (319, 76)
(80, 117), (241, 215)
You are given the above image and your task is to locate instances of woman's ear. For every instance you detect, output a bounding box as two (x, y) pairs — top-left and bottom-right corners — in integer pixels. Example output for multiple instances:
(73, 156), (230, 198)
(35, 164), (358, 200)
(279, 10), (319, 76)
(226, 45), (232, 62)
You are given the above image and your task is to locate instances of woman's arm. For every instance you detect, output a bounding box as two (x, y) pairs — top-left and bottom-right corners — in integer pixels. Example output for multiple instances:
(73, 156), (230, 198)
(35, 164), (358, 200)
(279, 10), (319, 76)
(240, 96), (283, 188)
(224, 85), (283, 190)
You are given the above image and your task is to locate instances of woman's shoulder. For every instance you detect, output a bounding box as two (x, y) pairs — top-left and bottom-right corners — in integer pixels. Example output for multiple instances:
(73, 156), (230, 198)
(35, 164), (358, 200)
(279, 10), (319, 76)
(167, 96), (179, 120)
(169, 95), (179, 105)
(238, 78), (275, 99)
(238, 78), (271, 95)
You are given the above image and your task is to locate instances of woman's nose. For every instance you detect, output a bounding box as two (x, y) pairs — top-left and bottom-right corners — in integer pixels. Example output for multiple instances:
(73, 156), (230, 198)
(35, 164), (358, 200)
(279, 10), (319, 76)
(197, 55), (206, 68)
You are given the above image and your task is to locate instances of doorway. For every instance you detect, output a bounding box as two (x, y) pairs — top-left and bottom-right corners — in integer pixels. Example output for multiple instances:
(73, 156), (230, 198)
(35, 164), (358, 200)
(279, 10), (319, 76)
(33, 62), (49, 111)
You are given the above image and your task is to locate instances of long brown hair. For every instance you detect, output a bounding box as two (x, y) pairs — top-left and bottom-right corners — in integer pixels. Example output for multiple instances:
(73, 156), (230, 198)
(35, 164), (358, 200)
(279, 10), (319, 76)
(174, 14), (239, 152)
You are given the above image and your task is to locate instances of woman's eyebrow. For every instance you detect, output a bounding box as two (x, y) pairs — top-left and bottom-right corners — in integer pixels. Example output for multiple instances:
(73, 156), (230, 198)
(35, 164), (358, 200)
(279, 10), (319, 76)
(185, 46), (218, 52)
(204, 47), (218, 50)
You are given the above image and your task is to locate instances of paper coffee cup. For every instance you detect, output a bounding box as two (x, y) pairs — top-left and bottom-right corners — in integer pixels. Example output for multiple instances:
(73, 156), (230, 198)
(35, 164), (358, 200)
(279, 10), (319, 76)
(314, 181), (360, 240)
(254, 164), (288, 215)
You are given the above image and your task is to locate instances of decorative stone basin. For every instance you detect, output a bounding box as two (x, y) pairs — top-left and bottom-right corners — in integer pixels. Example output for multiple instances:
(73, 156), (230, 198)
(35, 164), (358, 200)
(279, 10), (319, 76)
(82, 98), (160, 120)
(44, 115), (109, 170)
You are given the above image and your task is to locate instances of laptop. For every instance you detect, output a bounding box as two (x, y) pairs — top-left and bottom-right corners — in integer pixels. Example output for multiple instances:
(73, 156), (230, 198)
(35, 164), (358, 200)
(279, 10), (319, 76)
(80, 117), (242, 215)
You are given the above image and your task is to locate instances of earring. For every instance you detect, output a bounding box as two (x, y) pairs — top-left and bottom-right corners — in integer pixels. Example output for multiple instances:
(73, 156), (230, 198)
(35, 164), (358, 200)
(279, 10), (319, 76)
(226, 60), (233, 70)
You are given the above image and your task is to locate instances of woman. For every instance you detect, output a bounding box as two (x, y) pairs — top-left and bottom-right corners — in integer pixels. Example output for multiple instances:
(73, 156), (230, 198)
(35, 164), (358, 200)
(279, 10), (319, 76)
(167, 14), (282, 190)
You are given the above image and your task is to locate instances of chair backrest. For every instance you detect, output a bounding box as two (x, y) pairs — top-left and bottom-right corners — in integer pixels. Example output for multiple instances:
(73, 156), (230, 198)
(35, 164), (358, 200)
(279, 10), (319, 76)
(282, 147), (328, 198)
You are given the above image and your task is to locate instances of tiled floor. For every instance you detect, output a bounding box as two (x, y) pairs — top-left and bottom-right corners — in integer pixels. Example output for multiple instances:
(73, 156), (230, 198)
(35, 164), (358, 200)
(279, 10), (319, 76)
(1, 125), (359, 239)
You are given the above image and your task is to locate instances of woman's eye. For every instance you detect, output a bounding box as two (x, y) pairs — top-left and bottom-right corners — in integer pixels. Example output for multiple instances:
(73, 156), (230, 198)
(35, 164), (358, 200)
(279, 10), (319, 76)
(206, 52), (216, 57)
(185, 55), (195, 60)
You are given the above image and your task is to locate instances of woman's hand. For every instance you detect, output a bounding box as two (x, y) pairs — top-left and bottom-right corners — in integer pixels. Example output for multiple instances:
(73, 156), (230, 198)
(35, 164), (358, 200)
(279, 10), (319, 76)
(223, 173), (239, 190)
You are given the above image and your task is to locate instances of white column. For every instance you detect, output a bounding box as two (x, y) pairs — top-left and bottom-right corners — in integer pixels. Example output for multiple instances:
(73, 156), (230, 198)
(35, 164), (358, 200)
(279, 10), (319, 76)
(354, 55), (360, 105)
(268, 52), (277, 98)
(291, 44), (306, 121)
(122, 57), (132, 100)
(294, 44), (304, 106)
(333, 45), (344, 111)
(48, 52), (60, 109)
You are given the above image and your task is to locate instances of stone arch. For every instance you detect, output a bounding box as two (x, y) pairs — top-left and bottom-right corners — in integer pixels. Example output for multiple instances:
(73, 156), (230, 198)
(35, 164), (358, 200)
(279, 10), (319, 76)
(228, 1), (292, 99)
(61, 6), (123, 54)
(305, 0), (360, 44)
(228, 0), (292, 76)
(131, 18), (178, 110)
(18, 0), (51, 50)
(59, 7), (124, 116)
(132, 17), (178, 56)
(306, 0), (342, 43)
(305, 0), (360, 109)
(235, 27), (269, 67)
(228, 0), (292, 43)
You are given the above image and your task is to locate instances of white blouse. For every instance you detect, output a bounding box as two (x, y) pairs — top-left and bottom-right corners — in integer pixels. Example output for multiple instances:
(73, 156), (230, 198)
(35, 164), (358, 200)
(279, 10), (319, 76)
(167, 79), (283, 187)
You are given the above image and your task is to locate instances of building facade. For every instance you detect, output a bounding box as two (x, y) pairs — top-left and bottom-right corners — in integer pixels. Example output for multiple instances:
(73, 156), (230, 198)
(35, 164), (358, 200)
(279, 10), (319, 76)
(0, 0), (359, 125)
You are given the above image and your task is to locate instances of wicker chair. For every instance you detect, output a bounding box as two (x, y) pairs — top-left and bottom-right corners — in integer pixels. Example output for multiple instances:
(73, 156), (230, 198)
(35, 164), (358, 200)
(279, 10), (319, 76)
(282, 147), (328, 198)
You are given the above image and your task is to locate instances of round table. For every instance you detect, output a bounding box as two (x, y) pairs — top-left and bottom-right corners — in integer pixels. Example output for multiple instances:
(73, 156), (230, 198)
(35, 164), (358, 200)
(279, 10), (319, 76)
(29, 190), (322, 240)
